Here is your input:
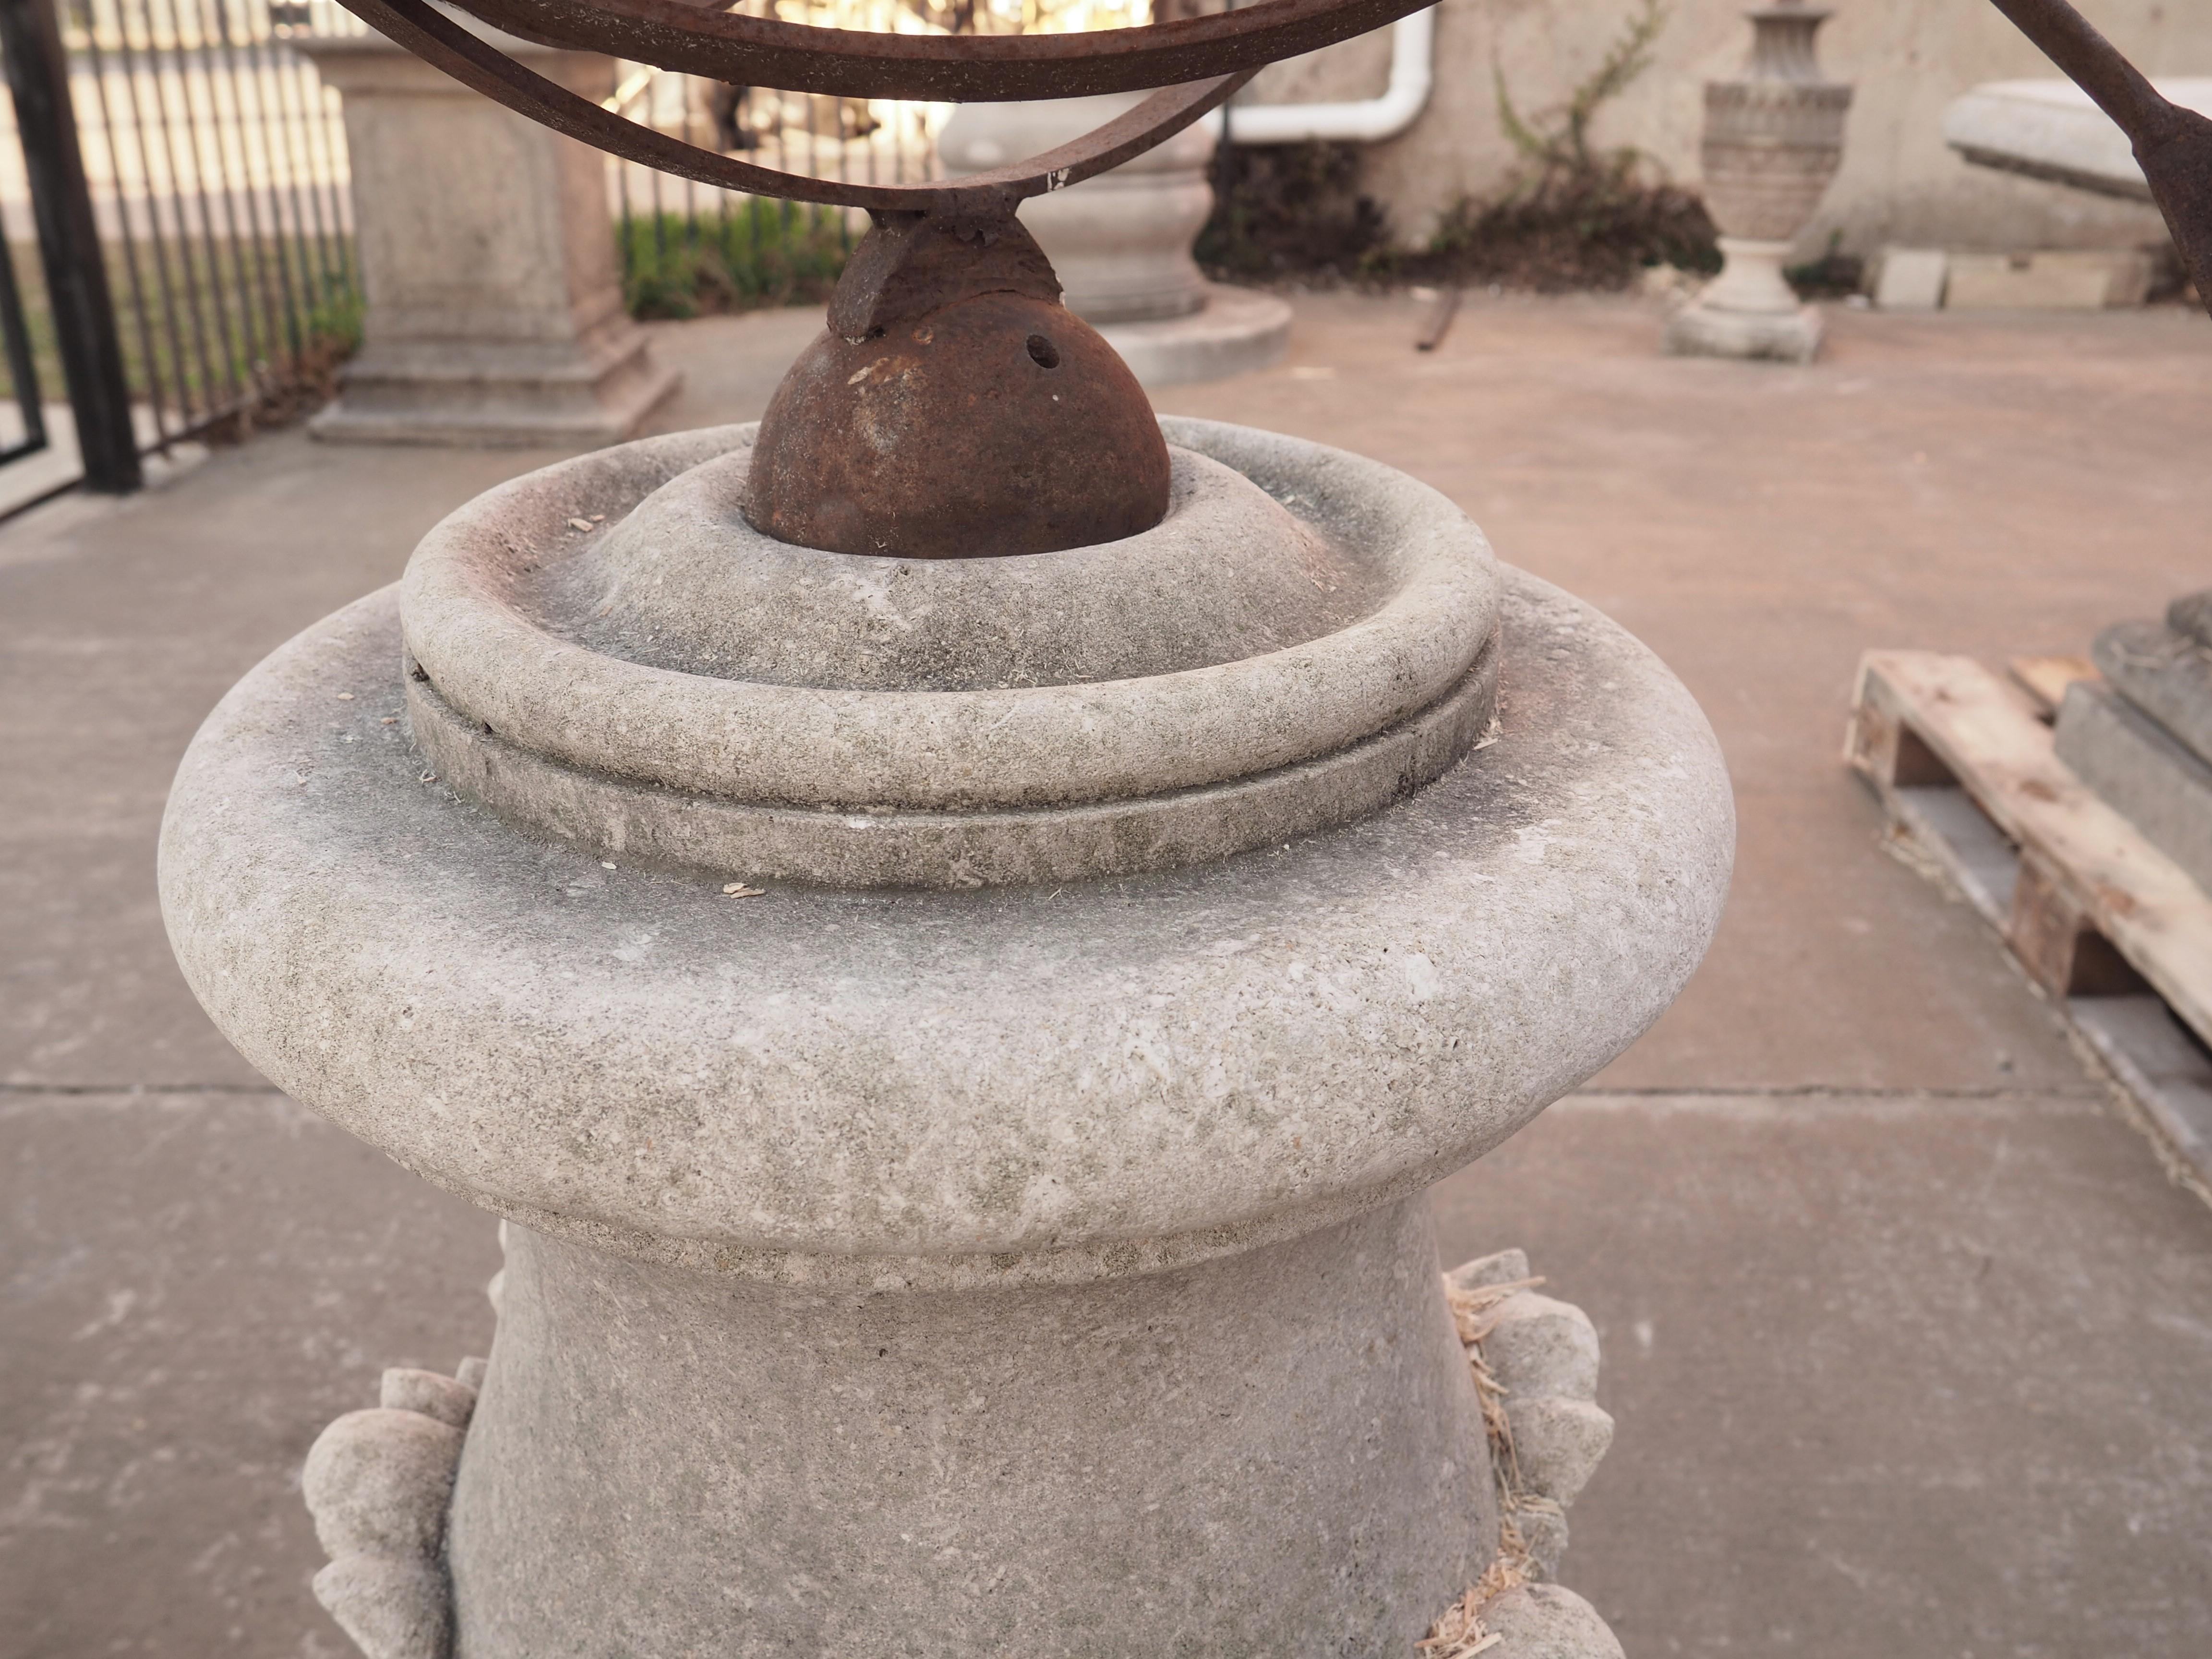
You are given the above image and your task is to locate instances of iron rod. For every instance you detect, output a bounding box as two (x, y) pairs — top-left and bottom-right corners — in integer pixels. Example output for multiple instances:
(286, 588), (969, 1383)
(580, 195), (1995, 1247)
(0, 0), (141, 490)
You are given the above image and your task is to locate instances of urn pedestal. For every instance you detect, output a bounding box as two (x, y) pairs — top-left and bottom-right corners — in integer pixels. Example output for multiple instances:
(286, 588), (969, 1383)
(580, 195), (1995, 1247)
(162, 402), (1730, 1652)
(1666, 1), (1852, 364)
(296, 30), (679, 446)
(939, 97), (1293, 386)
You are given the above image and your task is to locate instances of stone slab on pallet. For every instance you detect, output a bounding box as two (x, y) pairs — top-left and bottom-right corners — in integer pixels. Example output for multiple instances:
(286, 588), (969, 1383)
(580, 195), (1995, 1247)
(2055, 679), (2212, 897)
(1662, 289), (1824, 364)
(1846, 650), (2212, 1194)
(2007, 653), (2097, 716)
(2090, 615), (2212, 770)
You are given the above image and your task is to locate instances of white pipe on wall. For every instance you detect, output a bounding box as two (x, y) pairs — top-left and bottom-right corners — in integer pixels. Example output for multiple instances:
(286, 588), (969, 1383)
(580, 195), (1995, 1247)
(1219, 8), (1437, 145)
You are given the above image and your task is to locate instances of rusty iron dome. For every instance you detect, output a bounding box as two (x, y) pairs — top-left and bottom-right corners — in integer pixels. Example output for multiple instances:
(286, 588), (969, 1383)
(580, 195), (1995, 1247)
(329, 0), (1443, 558)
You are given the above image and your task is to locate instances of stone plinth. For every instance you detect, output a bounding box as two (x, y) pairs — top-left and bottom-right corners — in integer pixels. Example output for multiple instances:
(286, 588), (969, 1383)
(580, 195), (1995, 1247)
(2057, 678), (2212, 892)
(297, 32), (677, 446)
(940, 99), (1291, 386)
(2056, 595), (2212, 895)
(160, 418), (1731, 1655)
(1666, 236), (1825, 361)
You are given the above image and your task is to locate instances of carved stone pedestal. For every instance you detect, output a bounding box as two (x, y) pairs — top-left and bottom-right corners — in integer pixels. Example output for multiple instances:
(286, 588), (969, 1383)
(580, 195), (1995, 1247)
(297, 30), (678, 446)
(1666, 0), (1851, 365)
(162, 420), (1731, 1655)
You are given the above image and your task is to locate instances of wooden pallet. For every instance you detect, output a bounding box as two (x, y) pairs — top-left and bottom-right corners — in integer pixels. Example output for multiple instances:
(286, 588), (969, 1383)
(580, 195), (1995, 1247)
(1847, 651), (2212, 1194)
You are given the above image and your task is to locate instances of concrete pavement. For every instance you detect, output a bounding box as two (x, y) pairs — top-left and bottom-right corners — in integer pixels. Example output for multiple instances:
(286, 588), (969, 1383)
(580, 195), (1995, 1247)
(4, 293), (2209, 1655)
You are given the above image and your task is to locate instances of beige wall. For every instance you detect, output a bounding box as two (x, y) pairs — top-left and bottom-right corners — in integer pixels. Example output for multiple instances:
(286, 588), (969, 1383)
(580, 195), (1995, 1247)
(1246, 0), (2210, 255)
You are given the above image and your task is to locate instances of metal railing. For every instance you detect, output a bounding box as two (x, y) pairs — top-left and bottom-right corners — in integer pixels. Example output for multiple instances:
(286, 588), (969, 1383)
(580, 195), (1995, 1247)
(0, 0), (1154, 509)
(605, 0), (1152, 315)
(604, 53), (931, 319)
(0, 0), (360, 503)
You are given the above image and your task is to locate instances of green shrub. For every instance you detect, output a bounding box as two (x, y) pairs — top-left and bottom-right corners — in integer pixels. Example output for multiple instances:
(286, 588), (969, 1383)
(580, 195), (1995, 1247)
(1197, 0), (1721, 294)
(620, 200), (851, 320)
(1194, 140), (1390, 284)
(1395, 0), (1719, 291)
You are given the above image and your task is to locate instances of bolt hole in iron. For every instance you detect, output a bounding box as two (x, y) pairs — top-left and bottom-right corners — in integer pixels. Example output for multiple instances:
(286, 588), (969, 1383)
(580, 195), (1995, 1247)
(1026, 334), (1061, 369)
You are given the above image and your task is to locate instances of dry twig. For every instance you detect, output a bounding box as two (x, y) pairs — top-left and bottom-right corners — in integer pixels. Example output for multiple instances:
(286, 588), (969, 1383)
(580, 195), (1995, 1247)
(1420, 1275), (1556, 1653)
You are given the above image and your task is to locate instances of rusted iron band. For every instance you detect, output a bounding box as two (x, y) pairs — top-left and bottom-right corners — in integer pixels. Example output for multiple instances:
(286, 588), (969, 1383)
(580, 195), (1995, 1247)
(339, 0), (1258, 211)
(442, 0), (1435, 102)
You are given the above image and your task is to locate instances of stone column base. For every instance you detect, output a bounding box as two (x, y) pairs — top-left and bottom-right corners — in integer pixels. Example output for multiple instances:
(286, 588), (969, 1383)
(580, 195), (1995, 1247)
(311, 319), (680, 448)
(298, 1231), (1632, 1659)
(1664, 299), (1825, 364)
(1096, 283), (1293, 387)
(296, 34), (682, 450)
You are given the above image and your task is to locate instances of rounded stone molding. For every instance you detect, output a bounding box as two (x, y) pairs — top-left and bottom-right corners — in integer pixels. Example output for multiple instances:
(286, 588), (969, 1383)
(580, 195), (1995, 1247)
(303, 1362), (485, 1659)
(567, 445), (1378, 689)
(394, 417), (1502, 886)
(160, 564), (1731, 1277)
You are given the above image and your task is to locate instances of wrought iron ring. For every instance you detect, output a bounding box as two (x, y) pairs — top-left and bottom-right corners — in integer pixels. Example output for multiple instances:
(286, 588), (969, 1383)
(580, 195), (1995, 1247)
(337, 0), (1442, 212)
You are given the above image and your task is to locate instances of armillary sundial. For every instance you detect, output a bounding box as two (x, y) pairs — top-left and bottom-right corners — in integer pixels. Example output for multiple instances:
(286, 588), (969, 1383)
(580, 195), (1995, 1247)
(332, 0), (1442, 559)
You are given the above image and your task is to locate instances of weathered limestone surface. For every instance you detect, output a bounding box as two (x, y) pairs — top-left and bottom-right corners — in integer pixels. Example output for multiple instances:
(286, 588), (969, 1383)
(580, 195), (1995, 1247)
(297, 31), (678, 446)
(302, 1365), (482, 1659)
(393, 420), (1501, 889)
(159, 418), (1733, 1654)
(2091, 611), (2212, 769)
(2055, 599), (2212, 894)
(161, 564), (1729, 1267)
(2055, 680), (2212, 894)
(452, 1206), (1490, 1654)
(1482, 1584), (1630, 1659)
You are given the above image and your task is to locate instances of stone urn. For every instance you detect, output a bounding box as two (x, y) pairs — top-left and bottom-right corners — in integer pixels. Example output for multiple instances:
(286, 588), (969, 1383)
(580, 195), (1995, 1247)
(160, 405), (1731, 1647)
(1666, 0), (1853, 363)
(939, 95), (1293, 385)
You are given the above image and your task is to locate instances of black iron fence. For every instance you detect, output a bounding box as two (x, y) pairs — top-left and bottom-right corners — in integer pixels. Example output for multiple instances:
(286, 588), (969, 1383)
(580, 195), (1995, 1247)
(606, 0), (1152, 318)
(604, 1), (938, 322)
(0, 0), (1147, 510)
(0, 0), (359, 509)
